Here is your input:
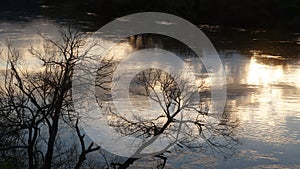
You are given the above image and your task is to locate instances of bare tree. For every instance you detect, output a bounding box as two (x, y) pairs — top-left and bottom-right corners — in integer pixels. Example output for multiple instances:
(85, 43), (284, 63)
(0, 27), (104, 169)
(103, 68), (238, 168)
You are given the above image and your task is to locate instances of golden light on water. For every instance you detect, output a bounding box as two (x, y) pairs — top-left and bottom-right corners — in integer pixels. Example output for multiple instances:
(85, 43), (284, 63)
(229, 52), (300, 144)
(245, 52), (300, 89)
(246, 57), (284, 86)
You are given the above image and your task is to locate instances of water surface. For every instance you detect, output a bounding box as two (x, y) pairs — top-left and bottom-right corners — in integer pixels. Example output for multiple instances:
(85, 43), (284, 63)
(0, 19), (299, 168)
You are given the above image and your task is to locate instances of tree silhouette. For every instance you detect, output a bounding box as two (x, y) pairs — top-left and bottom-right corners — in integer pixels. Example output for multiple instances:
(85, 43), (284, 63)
(101, 68), (239, 168)
(0, 27), (106, 169)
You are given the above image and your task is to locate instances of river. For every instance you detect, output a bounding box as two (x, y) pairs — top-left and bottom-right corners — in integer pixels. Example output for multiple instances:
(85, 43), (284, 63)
(0, 17), (299, 168)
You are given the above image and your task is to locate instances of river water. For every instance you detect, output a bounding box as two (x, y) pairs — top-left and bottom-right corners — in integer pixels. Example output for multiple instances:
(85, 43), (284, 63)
(0, 18), (299, 168)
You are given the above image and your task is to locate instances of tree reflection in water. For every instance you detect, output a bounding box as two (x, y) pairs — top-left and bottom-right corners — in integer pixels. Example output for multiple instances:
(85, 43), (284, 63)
(98, 68), (239, 169)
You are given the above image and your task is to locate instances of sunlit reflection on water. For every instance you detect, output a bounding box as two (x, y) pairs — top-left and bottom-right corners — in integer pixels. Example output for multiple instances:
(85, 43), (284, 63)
(223, 51), (300, 144)
(246, 57), (284, 86)
(208, 51), (300, 168)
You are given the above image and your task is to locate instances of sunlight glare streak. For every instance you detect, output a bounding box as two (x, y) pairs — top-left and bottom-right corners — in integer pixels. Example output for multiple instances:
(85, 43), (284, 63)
(246, 57), (283, 86)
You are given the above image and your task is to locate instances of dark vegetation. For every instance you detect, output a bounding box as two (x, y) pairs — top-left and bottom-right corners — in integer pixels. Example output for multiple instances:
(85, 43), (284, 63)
(1, 0), (300, 31)
(85, 0), (300, 30)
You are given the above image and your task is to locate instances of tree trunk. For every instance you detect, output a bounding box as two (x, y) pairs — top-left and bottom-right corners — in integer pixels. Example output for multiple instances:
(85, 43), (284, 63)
(74, 153), (86, 169)
(118, 158), (138, 169)
(28, 143), (34, 169)
(44, 110), (60, 169)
